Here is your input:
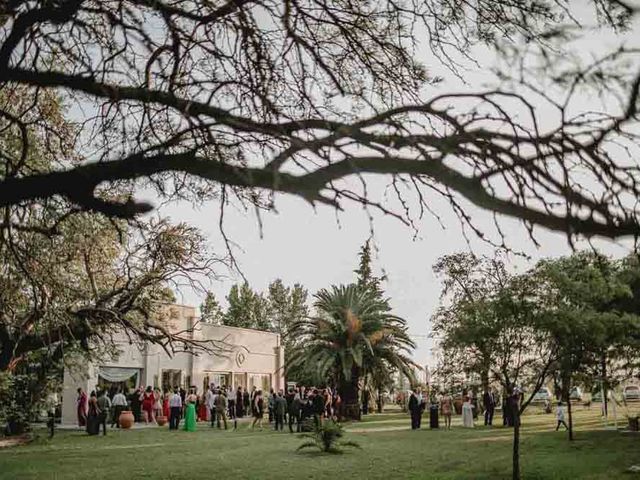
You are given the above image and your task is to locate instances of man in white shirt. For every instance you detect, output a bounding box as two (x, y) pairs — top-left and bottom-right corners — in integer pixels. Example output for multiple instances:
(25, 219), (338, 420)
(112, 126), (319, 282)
(169, 388), (183, 430)
(111, 389), (128, 428)
(206, 384), (217, 427)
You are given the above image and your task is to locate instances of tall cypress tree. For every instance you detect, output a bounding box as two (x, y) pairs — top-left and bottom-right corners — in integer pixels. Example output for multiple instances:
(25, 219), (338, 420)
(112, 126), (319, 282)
(354, 240), (384, 296)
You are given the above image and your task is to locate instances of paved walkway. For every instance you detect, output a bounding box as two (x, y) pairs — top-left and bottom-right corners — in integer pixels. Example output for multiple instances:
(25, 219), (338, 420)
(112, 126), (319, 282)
(56, 415), (255, 430)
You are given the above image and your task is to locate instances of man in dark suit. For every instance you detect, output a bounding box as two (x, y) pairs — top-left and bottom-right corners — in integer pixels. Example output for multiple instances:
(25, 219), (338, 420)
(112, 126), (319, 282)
(408, 388), (423, 430)
(483, 389), (496, 426)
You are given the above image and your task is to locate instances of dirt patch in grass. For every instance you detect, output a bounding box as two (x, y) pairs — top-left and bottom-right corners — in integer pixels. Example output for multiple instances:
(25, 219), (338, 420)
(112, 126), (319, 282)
(0, 435), (31, 449)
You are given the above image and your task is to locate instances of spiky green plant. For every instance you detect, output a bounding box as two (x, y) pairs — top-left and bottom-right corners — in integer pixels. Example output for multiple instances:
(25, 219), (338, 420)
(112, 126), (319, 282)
(296, 420), (361, 454)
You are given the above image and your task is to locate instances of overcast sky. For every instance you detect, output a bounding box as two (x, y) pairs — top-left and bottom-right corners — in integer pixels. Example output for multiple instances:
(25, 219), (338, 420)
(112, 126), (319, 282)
(153, 2), (640, 368)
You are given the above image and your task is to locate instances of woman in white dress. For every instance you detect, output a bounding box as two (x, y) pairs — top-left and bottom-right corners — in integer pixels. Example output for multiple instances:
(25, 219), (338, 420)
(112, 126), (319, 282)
(462, 395), (474, 428)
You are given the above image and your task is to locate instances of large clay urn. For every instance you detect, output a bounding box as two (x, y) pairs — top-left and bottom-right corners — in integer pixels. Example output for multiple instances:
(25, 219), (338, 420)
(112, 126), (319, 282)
(119, 411), (135, 429)
(156, 415), (168, 427)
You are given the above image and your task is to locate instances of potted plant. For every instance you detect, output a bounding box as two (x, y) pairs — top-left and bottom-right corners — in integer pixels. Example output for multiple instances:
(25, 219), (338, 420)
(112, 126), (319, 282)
(156, 415), (167, 426)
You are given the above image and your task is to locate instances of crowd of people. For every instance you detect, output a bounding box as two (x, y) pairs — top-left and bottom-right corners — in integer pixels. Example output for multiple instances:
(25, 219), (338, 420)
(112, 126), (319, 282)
(405, 387), (523, 431)
(75, 383), (343, 435)
(74, 383), (574, 437)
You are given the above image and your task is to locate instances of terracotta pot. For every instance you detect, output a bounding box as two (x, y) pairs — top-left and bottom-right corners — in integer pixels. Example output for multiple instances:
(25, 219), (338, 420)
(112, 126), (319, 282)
(156, 415), (167, 427)
(119, 410), (134, 429)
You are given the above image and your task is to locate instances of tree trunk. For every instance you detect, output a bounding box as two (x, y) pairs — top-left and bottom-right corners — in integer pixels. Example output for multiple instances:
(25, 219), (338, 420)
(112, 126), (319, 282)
(567, 395), (574, 441)
(512, 415), (520, 480)
(481, 368), (490, 394)
(377, 388), (383, 414)
(601, 353), (608, 417)
(561, 370), (574, 441)
(339, 367), (361, 421)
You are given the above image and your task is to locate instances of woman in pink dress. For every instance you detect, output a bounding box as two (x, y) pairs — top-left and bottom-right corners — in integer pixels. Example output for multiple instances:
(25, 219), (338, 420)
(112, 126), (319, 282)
(141, 386), (155, 423)
(76, 388), (88, 427)
(198, 393), (208, 422)
(153, 388), (163, 419)
(163, 390), (170, 418)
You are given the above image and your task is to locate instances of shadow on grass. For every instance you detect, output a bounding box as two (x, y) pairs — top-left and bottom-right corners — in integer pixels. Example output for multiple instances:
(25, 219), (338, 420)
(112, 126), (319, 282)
(295, 449), (354, 456)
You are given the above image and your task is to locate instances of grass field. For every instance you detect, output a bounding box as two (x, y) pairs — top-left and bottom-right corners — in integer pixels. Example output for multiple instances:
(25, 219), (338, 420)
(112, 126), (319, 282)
(0, 407), (638, 479)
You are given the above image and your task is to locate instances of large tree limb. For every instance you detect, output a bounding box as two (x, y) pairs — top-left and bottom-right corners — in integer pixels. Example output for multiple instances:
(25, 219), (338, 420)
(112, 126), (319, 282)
(0, 150), (638, 237)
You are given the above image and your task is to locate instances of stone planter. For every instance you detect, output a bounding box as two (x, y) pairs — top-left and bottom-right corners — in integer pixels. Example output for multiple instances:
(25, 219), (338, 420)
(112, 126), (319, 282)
(156, 415), (168, 427)
(119, 410), (135, 429)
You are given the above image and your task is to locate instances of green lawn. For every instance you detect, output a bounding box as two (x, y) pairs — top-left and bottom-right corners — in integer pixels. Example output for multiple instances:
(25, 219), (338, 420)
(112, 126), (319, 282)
(0, 407), (638, 479)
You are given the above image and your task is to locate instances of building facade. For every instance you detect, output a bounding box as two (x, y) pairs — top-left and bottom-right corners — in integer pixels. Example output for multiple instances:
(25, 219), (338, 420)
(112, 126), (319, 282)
(61, 304), (284, 424)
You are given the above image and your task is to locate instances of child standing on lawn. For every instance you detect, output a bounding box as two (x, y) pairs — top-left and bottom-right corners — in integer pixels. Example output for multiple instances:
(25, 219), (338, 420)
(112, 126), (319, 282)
(556, 401), (569, 431)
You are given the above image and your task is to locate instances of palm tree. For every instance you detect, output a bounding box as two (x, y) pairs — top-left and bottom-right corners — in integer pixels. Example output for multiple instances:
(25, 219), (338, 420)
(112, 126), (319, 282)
(288, 284), (417, 420)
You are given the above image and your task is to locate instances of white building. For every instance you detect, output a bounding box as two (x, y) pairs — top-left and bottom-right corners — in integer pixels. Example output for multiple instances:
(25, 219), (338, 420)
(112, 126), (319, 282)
(61, 304), (284, 424)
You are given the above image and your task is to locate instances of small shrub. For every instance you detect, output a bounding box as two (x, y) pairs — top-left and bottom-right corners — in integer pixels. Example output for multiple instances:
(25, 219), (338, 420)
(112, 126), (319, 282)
(297, 419), (361, 454)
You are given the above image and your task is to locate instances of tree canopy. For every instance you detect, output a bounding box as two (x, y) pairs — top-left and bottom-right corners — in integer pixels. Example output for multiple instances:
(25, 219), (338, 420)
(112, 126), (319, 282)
(288, 284), (416, 419)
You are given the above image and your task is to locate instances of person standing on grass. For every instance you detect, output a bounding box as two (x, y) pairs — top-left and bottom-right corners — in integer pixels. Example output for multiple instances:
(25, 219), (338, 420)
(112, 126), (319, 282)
(86, 391), (101, 435)
(555, 401), (569, 431)
(312, 388), (325, 428)
(470, 390), (478, 420)
(441, 392), (453, 430)
(76, 388), (88, 427)
(169, 387), (182, 430)
(294, 390), (304, 432)
(215, 388), (228, 430)
(236, 386), (244, 418)
(97, 390), (111, 436)
(483, 389), (496, 426)
(111, 389), (128, 428)
(324, 388), (333, 419)
(268, 388), (276, 423)
(163, 389), (170, 418)
(462, 395), (474, 428)
(130, 386), (143, 422)
(249, 385), (257, 413)
(183, 388), (197, 432)
(141, 386), (155, 424)
(251, 390), (264, 430)
(408, 388), (422, 430)
(243, 387), (251, 416)
(227, 386), (237, 429)
(333, 390), (342, 421)
(362, 388), (370, 415)
(206, 384), (217, 427)
(274, 390), (286, 431)
(153, 387), (163, 421)
(198, 389), (209, 422)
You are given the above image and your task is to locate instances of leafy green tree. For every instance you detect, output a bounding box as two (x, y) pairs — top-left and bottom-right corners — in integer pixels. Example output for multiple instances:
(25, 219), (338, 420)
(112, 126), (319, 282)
(223, 282), (271, 330)
(433, 263), (556, 480)
(266, 279), (308, 378)
(200, 292), (225, 325)
(288, 284), (416, 420)
(266, 279), (308, 336)
(354, 240), (385, 296)
(224, 283), (258, 329)
(0, 85), (221, 434)
(432, 253), (509, 393)
(536, 252), (640, 438)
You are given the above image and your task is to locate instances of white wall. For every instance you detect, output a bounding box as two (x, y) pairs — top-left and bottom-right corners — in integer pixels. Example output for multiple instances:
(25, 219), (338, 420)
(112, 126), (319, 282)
(61, 304), (283, 423)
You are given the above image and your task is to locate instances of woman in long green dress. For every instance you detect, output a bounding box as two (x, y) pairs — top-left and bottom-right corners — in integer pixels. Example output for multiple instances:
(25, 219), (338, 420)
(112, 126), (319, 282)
(184, 390), (197, 432)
